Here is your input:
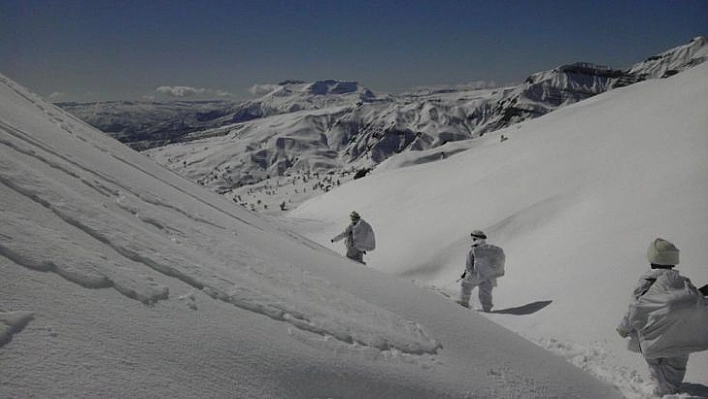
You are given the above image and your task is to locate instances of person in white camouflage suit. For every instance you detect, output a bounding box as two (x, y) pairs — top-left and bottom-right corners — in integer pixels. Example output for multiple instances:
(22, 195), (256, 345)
(617, 238), (708, 397)
(457, 230), (505, 312)
(331, 211), (375, 264)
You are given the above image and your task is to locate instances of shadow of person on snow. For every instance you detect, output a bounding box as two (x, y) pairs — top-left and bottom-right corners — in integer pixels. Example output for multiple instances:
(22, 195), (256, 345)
(680, 383), (708, 398)
(491, 300), (553, 315)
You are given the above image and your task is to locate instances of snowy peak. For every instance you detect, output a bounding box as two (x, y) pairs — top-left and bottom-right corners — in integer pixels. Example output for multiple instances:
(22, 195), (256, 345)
(225, 79), (377, 127)
(526, 62), (623, 91)
(257, 79), (375, 101)
(628, 36), (708, 79)
(494, 62), (621, 126)
(306, 80), (374, 98)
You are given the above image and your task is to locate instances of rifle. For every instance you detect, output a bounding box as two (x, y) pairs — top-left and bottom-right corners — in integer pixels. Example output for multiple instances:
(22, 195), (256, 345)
(456, 271), (466, 283)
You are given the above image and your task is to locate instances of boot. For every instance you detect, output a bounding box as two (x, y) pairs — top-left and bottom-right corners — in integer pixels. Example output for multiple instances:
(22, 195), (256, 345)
(456, 299), (470, 308)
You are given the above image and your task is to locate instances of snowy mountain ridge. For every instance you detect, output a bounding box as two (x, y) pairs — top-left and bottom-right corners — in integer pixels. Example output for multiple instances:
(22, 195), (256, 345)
(136, 37), (708, 208)
(58, 80), (377, 151)
(627, 36), (708, 79)
(60, 37), (708, 197)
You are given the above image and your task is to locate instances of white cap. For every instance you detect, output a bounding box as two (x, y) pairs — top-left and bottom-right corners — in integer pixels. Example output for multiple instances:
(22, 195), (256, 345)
(647, 238), (679, 266)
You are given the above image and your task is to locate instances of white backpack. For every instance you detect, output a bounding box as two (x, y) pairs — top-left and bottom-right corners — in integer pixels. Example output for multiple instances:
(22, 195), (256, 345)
(353, 220), (376, 251)
(473, 244), (506, 279)
(633, 271), (708, 358)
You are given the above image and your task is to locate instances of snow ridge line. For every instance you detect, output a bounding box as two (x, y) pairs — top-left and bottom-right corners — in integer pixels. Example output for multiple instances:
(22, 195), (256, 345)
(0, 192), (171, 305)
(200, 260), (442, 355)
(0, 156), (194, 302)
(220, 290), (441, 355)
(109, 153), (235, 231)
(0, 119), (230, 231)
(0, 141), (441, 355)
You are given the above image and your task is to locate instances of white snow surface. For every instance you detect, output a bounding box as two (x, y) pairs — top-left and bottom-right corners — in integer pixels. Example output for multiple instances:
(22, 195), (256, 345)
(291, 63), (708, 398)
(0, 73), (626, 398)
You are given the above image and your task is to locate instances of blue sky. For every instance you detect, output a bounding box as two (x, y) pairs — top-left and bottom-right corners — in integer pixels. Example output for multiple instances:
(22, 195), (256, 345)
(1, 0), (706, 102)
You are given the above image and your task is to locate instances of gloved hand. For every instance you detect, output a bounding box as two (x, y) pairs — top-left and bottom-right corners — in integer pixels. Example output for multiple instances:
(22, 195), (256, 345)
(616, 328), (629, 338)
(330, 239), (334, 243)
(460, 271), (467, 279)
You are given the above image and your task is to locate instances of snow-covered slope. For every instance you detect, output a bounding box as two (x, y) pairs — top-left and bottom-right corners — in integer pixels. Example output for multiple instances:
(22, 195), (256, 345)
(0, 73), (621, 397)
(290, 62), (708, 398)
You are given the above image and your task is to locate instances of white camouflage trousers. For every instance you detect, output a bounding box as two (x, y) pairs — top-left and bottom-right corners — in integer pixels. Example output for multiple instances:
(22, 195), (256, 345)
(646, 355), (689, 396)
(460, 278), (493, 311)
(345, 245), (365, 264)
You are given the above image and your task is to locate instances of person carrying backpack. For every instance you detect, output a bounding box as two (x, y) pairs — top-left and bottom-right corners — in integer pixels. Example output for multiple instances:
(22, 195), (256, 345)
(457, 230), (505, 312)
(616, 238), (708, 396)
(331, 211), (375, 264)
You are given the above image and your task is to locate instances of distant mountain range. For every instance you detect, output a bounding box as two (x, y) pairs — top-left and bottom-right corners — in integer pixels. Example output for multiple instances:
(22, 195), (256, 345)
(59, 37), (707, 192)
(58, 79), (376, 151)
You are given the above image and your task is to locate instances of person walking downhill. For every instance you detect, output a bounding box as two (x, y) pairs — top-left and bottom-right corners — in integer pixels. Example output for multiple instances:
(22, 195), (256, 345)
(457, 230), (505, 312)
(331, 211), (375, 264)
(617, 238), (708, 397)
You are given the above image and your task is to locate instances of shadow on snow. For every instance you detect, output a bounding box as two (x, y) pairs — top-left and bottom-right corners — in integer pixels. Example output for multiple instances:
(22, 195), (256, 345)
(681, 382), (708, 398)
(491, 300), (553, 315)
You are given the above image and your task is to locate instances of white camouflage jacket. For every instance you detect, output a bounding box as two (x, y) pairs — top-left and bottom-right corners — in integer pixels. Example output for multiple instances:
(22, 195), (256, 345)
(618, 268), (708, 358)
